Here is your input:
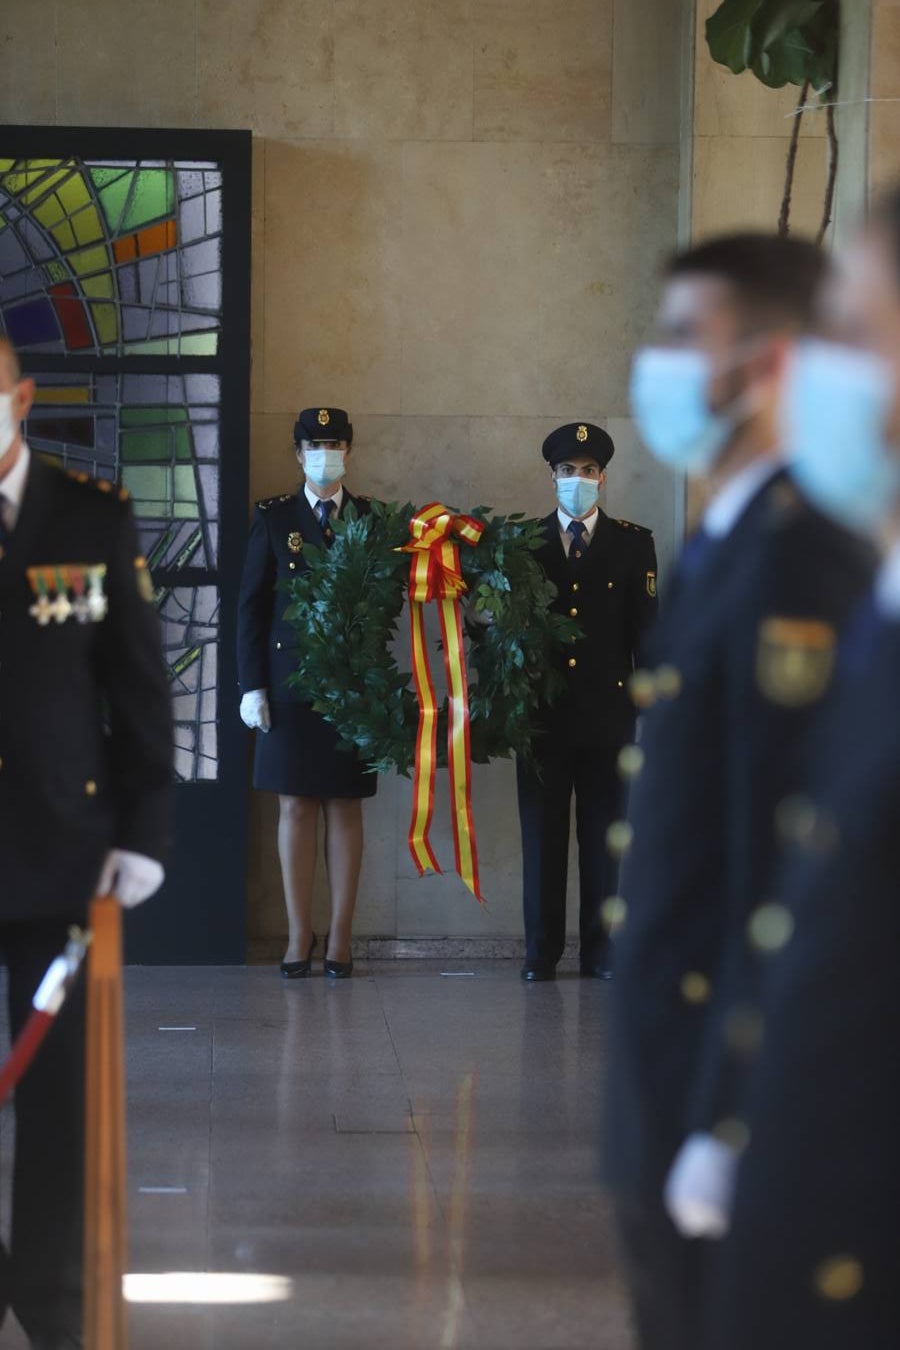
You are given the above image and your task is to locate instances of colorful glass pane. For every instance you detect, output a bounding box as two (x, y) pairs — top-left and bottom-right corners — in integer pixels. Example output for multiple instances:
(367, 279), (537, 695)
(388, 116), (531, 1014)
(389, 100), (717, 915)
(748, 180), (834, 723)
(160, 586), (219, 783)
(27, 372), (220, 570)
(0, 158), (222, 355)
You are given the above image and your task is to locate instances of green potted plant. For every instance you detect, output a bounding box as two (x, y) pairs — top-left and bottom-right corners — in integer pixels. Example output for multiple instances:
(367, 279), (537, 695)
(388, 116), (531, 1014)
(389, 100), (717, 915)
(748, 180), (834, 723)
(706, 0), (841, 241)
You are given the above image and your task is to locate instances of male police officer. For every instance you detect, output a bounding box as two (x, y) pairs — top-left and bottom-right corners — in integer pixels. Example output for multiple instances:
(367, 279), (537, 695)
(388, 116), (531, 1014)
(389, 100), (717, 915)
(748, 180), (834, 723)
(603, 235), (875, 1350)
(0, 338), (172, 1350)
(702, 189), (900, 1350)
(516, 422), (657, 982)
(238, 408), (376, 979)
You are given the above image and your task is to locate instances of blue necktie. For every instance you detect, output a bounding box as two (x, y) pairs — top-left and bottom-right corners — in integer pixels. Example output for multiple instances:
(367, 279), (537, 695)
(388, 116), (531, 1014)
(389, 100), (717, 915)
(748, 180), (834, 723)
(316, 498), (336, 544)
(568, 519), (587, 562)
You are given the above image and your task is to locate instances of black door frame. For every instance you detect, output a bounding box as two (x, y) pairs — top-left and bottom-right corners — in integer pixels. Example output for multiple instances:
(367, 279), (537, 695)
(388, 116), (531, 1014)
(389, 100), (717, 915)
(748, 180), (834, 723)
(1, 125), (252, 962)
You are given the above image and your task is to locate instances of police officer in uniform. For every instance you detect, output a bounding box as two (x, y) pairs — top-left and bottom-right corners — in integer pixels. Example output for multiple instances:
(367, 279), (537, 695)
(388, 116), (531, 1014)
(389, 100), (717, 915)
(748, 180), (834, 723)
(517, 422), (658, 982)
(603, 235), (875, 1350)
(237, 407), (375, 979)
(701, 190), (900, 1350)
(0, 337), (172, 1350)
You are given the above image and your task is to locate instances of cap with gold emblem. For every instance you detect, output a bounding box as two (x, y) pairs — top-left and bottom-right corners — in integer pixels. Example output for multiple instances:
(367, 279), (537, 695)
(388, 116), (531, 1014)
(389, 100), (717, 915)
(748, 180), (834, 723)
(541, 422), (614, 469)
(293, 407), (354, 446)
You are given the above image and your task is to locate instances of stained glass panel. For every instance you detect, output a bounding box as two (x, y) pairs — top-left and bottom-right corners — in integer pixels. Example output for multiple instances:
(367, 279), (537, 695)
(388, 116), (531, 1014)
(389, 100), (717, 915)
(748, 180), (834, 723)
(0, 158), (222, 355)
(160, 586), (219, 783)
(26, 372), (220, 570)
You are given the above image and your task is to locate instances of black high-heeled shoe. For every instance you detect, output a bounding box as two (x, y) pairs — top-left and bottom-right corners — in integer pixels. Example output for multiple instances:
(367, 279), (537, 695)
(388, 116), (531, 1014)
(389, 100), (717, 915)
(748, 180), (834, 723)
(323, 932), (353, 979)
(280, 933), (317, 979)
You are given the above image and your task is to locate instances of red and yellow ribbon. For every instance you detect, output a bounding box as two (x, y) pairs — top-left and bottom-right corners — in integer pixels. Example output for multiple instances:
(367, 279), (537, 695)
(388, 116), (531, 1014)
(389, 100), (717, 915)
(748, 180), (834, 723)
(401, 504), (485, 902)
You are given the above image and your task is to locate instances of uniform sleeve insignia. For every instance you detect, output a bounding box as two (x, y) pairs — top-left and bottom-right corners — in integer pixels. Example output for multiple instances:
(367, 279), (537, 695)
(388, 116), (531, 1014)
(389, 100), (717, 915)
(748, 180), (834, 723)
(646, 571), (657, 597)
(134, 556), (156, 603)
(756, 617), (836, 706)
(287, 531), (303, 553)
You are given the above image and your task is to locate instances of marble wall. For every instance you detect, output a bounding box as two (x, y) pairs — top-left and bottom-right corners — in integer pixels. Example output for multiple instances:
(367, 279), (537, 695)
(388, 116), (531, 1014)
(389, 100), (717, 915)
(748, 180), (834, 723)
(870, 0), (900, 197)
(2, 0), (686, 947)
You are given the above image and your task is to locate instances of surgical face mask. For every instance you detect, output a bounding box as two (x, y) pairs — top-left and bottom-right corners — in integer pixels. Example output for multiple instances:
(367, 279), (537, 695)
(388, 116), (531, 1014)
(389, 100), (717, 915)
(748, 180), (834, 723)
(0, 394), (16, 459)
(302, 447), (346, 488)
(785, 339), (900, 533)
(630, 347), (746, 477)
(555, 474), (600, 519)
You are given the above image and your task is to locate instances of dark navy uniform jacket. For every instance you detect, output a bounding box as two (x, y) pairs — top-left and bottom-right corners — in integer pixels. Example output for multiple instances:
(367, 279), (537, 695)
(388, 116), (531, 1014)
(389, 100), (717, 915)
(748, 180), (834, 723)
(237, 488), (369, 702)
(708, 610), (900, 1350)
(534, 509), (658, 750)
(0, 454), (172, 923)
(604, 471), (875, 1204)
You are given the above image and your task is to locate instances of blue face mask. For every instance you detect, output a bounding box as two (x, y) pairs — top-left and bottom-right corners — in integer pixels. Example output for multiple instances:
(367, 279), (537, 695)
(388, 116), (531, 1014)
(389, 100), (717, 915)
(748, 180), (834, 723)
(785, 340), (900, 533)
(556, 474), (600, 519)
(629, 347), (739, 477)
(302, 447), (346, 488)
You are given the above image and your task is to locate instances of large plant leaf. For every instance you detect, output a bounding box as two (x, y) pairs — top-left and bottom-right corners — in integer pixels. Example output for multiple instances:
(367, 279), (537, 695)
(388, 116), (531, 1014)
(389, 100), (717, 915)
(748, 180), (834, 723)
(752, 28), (815, 87)
(753, 0), (824, 52)
(706, 0), (766, 73)
(707, 0), (838, 89)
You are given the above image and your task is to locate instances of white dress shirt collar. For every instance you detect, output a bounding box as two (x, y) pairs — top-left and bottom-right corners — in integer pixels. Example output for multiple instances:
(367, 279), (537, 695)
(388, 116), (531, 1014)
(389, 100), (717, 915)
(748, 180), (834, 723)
(703, 456), (781, 540)
(557, 506), (599, 538)
(0, 440), (31, 525)
(304, 481), (344, 514)
(876, 540), (900, 618)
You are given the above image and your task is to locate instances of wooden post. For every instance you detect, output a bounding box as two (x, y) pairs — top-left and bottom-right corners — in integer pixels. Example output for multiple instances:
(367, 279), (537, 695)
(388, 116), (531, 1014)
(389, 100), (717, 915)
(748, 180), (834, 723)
(84, 895), (129, 1350)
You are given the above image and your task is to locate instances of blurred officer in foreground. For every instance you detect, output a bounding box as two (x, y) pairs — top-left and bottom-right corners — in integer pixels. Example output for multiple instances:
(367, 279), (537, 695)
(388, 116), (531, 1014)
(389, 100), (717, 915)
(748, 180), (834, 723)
(516, 422), (657, 982)
(701, 189), (900, 1350)
(0, 337), (172, 1350)
(602, 235), (875, 1350)
(237, 408), (375, 980)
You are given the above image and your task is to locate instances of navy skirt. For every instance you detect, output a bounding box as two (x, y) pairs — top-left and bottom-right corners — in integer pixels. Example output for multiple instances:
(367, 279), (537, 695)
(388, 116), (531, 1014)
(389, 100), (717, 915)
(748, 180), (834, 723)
(253, 702), (378, 799)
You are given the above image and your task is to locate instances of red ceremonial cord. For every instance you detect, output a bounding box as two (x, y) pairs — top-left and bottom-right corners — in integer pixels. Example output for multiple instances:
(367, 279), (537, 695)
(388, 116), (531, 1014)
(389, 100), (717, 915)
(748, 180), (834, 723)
(0, 929), (91, 1110)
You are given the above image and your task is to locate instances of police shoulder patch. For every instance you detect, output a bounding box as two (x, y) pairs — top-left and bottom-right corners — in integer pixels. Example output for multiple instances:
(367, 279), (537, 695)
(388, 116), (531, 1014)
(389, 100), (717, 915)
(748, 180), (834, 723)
(756, 616), (836, 707)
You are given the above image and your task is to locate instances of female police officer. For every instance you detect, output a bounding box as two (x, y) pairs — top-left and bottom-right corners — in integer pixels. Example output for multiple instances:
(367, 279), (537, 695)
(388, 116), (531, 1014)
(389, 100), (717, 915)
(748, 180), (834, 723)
(237, 407), (375, 979)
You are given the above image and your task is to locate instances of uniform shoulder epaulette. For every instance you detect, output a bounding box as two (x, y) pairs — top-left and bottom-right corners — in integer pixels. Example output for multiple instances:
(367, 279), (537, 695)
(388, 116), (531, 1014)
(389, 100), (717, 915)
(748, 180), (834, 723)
(256, 492), (295, 512)
(61, 464), (130, 503)
(614, 517), (653, 534)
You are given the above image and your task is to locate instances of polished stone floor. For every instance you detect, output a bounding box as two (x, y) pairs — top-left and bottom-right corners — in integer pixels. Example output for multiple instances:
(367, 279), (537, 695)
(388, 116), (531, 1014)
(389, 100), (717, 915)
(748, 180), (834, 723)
(1, 961), (631, 1350)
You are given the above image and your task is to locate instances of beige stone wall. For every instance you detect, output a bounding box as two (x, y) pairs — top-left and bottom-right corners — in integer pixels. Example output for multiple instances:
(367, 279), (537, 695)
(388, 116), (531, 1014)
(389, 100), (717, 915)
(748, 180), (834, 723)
(871, 0), (900, 196)
(1, 0), (687, 946)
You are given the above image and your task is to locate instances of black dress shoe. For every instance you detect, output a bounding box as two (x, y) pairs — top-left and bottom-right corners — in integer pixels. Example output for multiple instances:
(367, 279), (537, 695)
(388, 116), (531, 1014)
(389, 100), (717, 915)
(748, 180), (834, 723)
(280, 933), (317, 979)
(324, 955), (353, 979)
(580, 963), (613, 980)
(520, 963), (556, 982)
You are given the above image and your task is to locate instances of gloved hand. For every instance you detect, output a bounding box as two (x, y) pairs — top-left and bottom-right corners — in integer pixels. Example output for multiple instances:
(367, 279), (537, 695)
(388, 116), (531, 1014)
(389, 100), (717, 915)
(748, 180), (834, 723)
(240, 688), (271, 732)
(663, 1132), (740, 1239)
(96, 849), (165, 908)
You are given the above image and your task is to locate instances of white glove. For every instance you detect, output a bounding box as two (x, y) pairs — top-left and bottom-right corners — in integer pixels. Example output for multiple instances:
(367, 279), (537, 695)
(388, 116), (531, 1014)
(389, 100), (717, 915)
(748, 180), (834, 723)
(96, 849), (165, 909)
(664, 1132), (740, 1239)
(240, 688), (271, 732)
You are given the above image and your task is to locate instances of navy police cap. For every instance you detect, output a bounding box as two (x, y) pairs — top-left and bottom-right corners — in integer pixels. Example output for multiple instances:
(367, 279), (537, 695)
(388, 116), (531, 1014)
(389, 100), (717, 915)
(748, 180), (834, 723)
(542, 422), (614, 469)
(294, 407), (354, 445)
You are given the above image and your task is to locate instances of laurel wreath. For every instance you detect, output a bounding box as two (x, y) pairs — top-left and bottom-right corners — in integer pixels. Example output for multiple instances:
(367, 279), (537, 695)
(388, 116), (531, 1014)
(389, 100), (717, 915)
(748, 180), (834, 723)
(283, 500), (578, 775)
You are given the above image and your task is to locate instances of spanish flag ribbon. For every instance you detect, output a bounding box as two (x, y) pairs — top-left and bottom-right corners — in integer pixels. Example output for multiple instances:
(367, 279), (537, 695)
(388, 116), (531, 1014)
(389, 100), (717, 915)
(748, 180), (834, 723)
(401, 504), (485, 902)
